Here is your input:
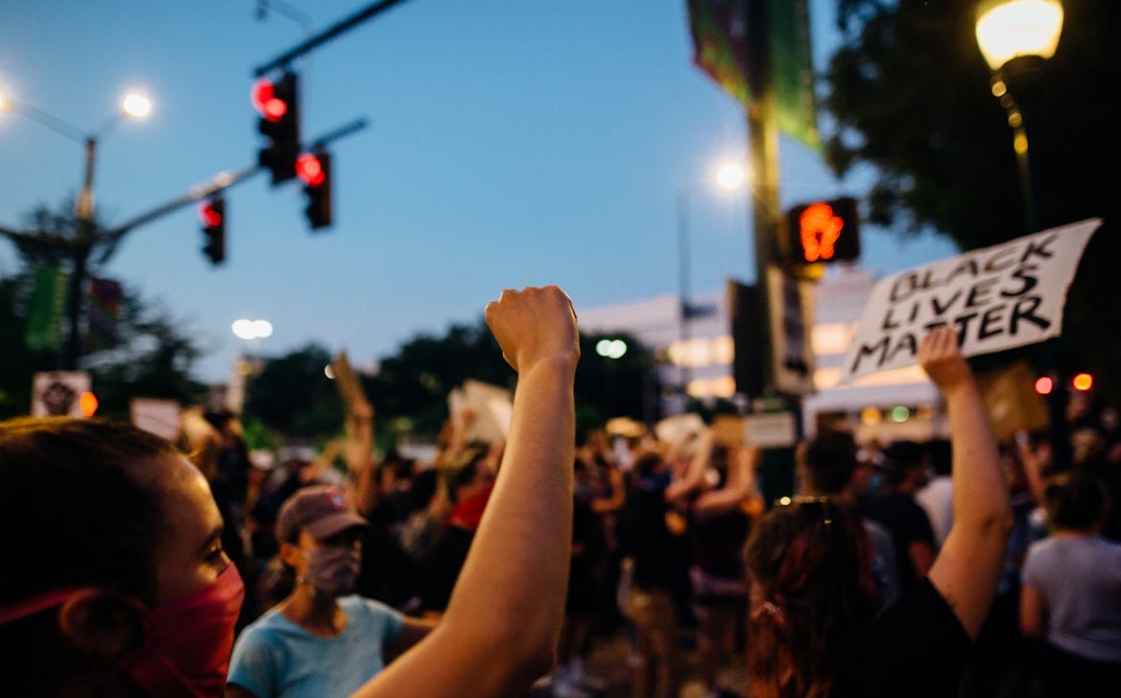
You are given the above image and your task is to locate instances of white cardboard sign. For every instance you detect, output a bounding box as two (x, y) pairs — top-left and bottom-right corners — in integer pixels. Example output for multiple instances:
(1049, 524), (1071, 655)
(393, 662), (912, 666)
(842, 219), (1100, 383)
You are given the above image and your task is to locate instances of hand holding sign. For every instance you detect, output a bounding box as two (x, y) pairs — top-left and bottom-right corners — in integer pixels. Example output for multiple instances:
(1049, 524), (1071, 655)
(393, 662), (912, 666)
(917, 326), (974, 397)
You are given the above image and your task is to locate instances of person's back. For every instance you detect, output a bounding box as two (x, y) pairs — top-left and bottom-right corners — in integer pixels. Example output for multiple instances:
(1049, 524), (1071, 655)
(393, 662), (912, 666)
(861, 440), (938, 594)
(797, 428), (901, 612)
(744, 327), (1013, 698)
(1020, 470), (1121, 695)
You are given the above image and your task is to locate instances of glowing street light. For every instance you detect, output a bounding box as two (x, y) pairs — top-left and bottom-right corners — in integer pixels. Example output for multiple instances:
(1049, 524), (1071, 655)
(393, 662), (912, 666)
(232, 319), (274, 340)
(596, 339), (628, 360)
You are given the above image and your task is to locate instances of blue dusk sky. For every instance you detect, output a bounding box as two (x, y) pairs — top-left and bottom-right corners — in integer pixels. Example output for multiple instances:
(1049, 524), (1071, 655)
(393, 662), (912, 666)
(0, 0), (959, 382)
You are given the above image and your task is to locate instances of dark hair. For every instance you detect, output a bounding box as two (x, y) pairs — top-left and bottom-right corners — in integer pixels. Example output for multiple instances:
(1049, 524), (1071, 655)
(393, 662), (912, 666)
(0, 417), (179, 695)
(0, 417), (176, 605)
(924, 438), (953, 477)
(1046, 470), (1111, 532)
(743, 499), (876, 698)
(633, 451), (664, 477)
(798, 429), (858, 496)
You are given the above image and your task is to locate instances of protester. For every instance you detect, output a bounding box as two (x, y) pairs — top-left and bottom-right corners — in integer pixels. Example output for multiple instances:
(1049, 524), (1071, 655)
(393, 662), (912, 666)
(226, 485), (436, 698)
(860, 439), (938, 595)
(0, 283), (580, 698)
(1020, 469), (1121, 696)
(617, 450), (684, 698)
(795, 428), (901, 613)
(743, 325), (1013, 698)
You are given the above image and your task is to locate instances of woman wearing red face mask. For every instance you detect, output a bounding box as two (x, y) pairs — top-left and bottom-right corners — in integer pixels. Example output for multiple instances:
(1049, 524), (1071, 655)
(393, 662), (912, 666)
(0, 284), (580, 698)
(0, 417), (245, 698)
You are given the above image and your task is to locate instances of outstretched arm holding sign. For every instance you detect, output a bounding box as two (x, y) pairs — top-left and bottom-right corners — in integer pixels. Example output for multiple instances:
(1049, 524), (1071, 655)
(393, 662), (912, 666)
(922, 325), (1014, 640)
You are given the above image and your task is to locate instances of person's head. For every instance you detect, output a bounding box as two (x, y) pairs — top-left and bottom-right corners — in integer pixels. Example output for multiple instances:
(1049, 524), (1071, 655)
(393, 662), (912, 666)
(1044, 470), (1112, 533)
(0, 417), (243, 698)
(743, 497), (877, 698)
(276, 485), (367, 599)
(874, 440), (928, 492)
(447, 445), (496, 504)
(796, 429), (858, 498)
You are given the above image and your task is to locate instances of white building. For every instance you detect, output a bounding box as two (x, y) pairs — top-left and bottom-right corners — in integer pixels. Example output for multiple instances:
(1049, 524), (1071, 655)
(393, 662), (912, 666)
(578, 264), (948, 444)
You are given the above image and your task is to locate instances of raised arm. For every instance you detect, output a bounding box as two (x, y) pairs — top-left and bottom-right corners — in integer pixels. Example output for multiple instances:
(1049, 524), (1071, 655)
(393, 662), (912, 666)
(351, 285), (580, 698)
(923, 326), (1013, 639)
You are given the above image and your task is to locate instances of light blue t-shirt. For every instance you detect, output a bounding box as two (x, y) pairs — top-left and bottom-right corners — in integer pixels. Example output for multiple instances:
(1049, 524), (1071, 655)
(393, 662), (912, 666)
(228, 595), (405, 698)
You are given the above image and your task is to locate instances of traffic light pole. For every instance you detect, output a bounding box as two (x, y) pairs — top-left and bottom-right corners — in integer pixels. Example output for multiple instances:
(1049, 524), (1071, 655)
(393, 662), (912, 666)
(0, 119), (368, 369)
(253, 0), (416, 77)
(743, 0), (799, 503)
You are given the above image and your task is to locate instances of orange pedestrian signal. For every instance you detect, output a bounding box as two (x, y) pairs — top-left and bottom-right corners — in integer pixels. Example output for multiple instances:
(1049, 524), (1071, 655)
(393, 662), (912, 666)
(787, 196), (860, 265)
(79, 391), (99, 417)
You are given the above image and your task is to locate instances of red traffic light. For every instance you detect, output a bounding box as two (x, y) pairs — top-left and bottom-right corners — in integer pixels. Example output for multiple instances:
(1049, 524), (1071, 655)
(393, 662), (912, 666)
(198, 200), (223, 227)
(251, 77), (289, 122)
(296, 153), (325, 187)
(1034, 376), (1054, 395)
(1072, 373), (1093, 391)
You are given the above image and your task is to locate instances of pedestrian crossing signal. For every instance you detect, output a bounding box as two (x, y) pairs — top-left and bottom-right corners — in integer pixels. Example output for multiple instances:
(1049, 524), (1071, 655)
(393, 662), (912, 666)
(787, 197), (860, 265)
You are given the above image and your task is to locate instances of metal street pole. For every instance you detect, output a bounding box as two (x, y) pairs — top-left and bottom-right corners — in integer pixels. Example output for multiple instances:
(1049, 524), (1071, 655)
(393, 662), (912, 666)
(677, 189), (692, 400)
(745, 0), (781, 398)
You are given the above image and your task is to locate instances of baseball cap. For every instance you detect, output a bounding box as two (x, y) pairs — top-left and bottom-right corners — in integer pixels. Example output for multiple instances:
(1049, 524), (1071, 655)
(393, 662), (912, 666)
(276, 485), (367, 543)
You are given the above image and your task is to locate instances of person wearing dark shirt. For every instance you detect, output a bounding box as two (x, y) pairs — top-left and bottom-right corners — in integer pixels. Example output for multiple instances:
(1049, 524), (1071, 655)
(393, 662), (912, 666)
(618, 450), (682, 698)
(743, 326), (1013, 698)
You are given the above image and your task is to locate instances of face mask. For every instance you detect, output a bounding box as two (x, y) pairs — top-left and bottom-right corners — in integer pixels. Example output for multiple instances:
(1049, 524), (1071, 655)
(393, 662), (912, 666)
(0, 563), (244, 698)
(302, 544), (361, 597)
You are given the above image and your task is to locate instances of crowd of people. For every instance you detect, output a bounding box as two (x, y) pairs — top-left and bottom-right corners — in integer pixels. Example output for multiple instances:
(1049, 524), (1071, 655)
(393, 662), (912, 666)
(1, 285), (1119, 698)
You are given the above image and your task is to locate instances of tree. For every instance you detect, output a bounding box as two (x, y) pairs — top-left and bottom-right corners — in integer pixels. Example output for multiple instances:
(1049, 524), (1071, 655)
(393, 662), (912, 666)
(822, 0), (1121, 403)
(0, 201), (206, 419)
(241, 343), (345, 439)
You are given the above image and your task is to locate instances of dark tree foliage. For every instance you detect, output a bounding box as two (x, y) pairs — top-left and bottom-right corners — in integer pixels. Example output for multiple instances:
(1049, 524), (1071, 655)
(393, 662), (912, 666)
(823, 0), (1121, 403)
(1, 201), (205, 419)
(241, 344), (344, 438)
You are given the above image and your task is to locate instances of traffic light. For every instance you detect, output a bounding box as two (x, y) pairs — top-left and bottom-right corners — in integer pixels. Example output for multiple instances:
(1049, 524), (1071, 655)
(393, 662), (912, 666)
(199, 196), (226, 265)
(297, 150), (333, 230)
(787, 196), (861, 265)
(252, 70), (300, 185)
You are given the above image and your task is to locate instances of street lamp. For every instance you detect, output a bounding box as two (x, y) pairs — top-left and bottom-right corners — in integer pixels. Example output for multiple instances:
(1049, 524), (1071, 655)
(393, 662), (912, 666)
(975, 0), (1063, 234)
(975, 0), (1069, 470)
(0, 86), (153, 368)
(677, 160), (747, 405)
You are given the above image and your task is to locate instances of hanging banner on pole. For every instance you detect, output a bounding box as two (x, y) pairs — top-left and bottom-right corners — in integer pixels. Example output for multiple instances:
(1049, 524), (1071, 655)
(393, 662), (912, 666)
(687, 0), (818, 148)
(841, 218), (1101, 384)
(25, 266), (69, 352)
(768, 0), (819, 150)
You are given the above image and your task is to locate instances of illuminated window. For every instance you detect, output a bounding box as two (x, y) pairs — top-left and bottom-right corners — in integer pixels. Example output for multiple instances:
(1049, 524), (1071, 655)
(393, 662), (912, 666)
(812, 323), (855, 356)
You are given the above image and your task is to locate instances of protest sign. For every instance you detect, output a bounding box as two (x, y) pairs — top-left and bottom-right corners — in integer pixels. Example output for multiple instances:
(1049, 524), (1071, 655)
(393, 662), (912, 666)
(449, 379), (512, 444)
(130, 398), (182, 440)
(31, 371), (90, 417)
(841, 219), (1100, 383)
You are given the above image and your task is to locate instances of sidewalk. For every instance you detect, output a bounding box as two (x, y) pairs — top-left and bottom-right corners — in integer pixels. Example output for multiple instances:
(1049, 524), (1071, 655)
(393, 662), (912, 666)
(531, 625), (749, 698)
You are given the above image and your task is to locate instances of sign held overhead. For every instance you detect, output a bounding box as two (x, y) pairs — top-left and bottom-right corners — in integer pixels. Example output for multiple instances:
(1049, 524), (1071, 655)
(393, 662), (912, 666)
(842, 218), (1100, 383)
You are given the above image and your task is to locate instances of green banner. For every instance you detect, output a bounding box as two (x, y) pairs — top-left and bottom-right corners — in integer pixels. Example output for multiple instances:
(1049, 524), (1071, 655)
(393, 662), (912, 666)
(688, 0), (751, 104)
(25, 266), (70, 352)
(769, 0), (820, 150)
(687, 0), (820, 150)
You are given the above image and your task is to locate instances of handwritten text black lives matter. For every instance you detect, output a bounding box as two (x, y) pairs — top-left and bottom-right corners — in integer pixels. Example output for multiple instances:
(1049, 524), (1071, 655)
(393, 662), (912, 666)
(849, 232), (1063, 376)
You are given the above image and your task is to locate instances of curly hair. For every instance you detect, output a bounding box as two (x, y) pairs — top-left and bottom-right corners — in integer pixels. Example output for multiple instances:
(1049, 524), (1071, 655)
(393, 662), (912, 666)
(743, 498), (877, 698)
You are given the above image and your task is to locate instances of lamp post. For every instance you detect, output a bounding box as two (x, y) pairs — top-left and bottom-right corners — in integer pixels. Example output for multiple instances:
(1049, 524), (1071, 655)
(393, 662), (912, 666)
(0, 88), (152, 369)
(677, 161), (747, 408)
(975, 0), (1069, 469)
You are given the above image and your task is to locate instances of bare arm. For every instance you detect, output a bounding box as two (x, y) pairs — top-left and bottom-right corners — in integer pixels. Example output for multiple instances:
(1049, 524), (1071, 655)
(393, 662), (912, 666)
(666, 428), (715, 502)
(349, 285), (579, 698)
(923, 326), (1013, 639)
(691, 444), (758, 518)
(1019, 583), (1047, 640)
